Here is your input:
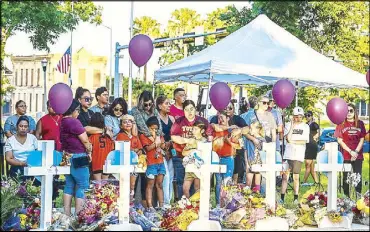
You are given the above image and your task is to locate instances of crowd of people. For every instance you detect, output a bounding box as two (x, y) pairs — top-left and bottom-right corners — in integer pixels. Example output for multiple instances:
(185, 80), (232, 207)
(2, 85), (369, 215)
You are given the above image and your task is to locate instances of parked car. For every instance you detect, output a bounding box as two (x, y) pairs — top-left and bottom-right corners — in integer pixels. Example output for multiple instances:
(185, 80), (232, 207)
(319, 127), (370, 153)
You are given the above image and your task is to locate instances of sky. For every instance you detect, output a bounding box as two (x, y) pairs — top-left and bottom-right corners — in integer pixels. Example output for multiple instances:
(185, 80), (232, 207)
(5, 1), (251, 81)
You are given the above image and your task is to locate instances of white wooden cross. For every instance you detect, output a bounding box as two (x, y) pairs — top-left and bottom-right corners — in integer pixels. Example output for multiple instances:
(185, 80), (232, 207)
(103, 141), (144, 231)
(23, 140), (70, 231)
(315, 142), (352, 229)
(186, 142), (226, 231)
(250, 142), (289, 209)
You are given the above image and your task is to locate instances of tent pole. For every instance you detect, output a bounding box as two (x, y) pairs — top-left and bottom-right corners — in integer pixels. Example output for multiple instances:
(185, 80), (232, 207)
(238, 85), (243, 114)
(295, 81), (299, 107)
(152, 82), (155, 98)
(205, 73), (213, 119)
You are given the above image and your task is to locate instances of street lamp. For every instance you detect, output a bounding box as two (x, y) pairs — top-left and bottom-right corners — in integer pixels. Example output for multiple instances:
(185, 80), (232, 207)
(102, 24), (113, 95)
(41, 58), (47, 112)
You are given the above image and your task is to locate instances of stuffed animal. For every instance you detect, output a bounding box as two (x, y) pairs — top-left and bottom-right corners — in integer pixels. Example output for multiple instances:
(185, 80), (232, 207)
(137, 154), (147, 171)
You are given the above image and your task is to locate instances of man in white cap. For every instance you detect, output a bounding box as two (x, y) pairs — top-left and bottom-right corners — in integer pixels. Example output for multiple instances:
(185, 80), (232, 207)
(280, 106), (310, 205)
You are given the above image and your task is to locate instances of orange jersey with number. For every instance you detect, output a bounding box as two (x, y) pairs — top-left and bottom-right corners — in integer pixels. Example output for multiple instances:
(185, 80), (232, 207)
(89, 134), (115, 172)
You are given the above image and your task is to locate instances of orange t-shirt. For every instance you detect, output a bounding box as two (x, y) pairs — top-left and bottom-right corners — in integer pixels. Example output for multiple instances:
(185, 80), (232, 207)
(89, 134), (115, 172)
(139, 134), (165, 165)
(116, 132), (143, 151)
(213, 130), (234, 157)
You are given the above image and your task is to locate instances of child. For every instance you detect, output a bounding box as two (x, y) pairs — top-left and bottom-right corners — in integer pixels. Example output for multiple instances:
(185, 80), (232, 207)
(116, 114), (143, 202)
(182, 119), (208, 198)
(245, 120), (265, 192)
(89, 112), (115, 181)
(139, 116), (166, 211)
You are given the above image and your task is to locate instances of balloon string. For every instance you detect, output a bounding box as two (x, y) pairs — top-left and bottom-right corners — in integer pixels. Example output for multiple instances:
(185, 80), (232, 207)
(137, 68), (140, 80)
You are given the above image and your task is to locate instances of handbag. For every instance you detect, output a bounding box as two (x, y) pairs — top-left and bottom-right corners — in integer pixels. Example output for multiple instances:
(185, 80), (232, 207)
(71, 156), (90, 168)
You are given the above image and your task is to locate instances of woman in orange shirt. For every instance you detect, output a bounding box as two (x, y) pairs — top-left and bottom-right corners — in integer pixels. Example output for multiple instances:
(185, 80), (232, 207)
(116, 114), (143, 201)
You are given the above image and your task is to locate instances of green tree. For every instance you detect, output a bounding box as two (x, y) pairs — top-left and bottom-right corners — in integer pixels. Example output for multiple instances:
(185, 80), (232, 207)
(159, 8), (202, 66)
(133, 16), (161, 83)
(1, 1), (103, 104)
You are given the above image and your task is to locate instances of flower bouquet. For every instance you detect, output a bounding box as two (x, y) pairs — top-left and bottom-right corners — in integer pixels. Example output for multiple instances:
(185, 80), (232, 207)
(352, 190), (370, 225)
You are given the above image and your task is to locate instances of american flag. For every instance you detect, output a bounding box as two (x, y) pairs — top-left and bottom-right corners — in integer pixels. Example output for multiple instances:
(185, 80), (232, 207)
(56, 46), (71, 74)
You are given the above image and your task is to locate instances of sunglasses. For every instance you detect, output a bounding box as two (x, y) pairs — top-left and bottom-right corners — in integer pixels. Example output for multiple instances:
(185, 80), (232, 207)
(261, 101), (269, 105)
(348, 109), (354, 113)
(114, 108), (124, 113)
(305, 114), (312, 117)
(144, 102), (153, 108)
(226, 106), (233, 110)
(83, 97), (94, 102)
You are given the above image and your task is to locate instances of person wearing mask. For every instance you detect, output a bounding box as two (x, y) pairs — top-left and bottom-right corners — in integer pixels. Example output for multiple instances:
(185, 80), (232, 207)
(60, 99), (92, 216)
(211, 101), (247, 184)
(140, 116), (166, 212)
(35, 101), (62, 151)
(266, 91), (283, 154)
(105, 97), (130, 139)
(169, 88), (186, 119)
(90, 87), (109, 115)
(89, 112), (114, 181)
(4, 100), (36, 138)
(4, 116), (38, 181)
(302, 110), (320, 186)
(171, 100), (213, 199)
(243, 95), (277, 192)
(334, 103), (366, 196)
(280, 107), (309, 205)
(156, 95), (175, 207)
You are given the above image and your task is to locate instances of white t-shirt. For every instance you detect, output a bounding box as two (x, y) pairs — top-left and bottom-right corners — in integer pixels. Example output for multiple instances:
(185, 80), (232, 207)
(4, 134), (38, 162)
(284, 121), (309, 162)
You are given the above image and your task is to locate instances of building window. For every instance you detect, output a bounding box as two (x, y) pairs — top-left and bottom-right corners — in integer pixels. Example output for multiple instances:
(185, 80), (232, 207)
(15, 70), (18, 86)
(37, 68), (40, 86)
(25, 69), (28, 86)
(356, 100), (369, 117)
(29, 93), (32, 112)
(36, 94), (38, 112)
(21, 69), (23, 86)
(31, 69), (34, 86)
(79, 69), (86, 87)
(93, 69), (101, 88)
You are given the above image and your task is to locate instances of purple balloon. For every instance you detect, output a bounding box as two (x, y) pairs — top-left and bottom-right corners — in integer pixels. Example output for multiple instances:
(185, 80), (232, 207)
(272, 79), (295, 109)
(48, 83), (73, 114)
(326, 98), (348, 125)
(209, 82), (232, 111)
(129, 34), (154, 67)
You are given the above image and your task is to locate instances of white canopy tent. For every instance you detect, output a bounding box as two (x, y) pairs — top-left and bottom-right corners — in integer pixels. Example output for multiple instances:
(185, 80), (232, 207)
(154, 14), (367, 89)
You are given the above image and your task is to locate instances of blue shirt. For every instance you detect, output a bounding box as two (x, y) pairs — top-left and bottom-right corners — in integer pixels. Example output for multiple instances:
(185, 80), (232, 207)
(104, 115), (120, 139)
(240, 109), (257, 126)
(89, 104), (104, 114)
(4, 115), (36, 135)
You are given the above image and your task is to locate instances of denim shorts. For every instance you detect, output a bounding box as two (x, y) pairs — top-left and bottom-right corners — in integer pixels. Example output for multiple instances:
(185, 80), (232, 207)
(64, 153), (90, 199)
(146, 163), (166, 179)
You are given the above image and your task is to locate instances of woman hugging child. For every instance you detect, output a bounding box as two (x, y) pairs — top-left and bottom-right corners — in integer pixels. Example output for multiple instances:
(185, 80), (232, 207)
(139, 116), (166, 212)
(116, 114), (144, 202)
(181, 119), (208, 198)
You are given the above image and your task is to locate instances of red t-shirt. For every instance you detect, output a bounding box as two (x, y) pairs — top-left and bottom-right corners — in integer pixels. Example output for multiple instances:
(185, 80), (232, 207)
(140, 134), (165, 165)
(213, 130), (233, 157)
(169, 104), (185, 119)
(40, 114), (62, 151)
(116, 132), (143, 150)
(334, 120), (366, 160)
(170, 116), (213, 158)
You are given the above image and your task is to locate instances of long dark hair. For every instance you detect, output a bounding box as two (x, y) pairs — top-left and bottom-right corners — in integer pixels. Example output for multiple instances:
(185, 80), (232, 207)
(156, 95), (167, 111)
(138, 90), (155, 113)
(89, 112), (105, 129)
(107, 98), (128, 117)
(16, 115), (29, 127)
(346, 103), (359, 128)
(183, 99), (196, 109)
(193, 119), (207, 138)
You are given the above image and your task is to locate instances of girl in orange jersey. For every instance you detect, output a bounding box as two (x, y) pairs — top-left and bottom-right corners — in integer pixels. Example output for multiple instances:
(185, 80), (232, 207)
(89, 112), (114, 181)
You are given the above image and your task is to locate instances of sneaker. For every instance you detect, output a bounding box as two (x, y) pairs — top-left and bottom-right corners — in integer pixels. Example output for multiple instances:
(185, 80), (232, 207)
(278, 199), (284, 205)
(301, 182), (309, 186)
(293, 199), (299, 205)
(163, 204), (171, 210)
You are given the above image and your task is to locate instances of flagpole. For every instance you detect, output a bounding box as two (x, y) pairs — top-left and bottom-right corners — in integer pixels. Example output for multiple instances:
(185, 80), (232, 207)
(69, 1), (74, 87)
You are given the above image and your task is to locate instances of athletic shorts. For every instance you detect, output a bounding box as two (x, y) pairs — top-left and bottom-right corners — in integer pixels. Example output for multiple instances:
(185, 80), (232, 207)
(286, 160), (303, 174)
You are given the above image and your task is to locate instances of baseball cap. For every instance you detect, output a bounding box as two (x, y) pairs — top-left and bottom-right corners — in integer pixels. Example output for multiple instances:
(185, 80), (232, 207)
(293, 107), (304, 116)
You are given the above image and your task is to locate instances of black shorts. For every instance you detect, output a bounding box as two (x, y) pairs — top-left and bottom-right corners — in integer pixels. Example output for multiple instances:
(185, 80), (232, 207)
(286, 160), (303, 174)
(305, 143), (318, 160)
(233, 149), (245, 175)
